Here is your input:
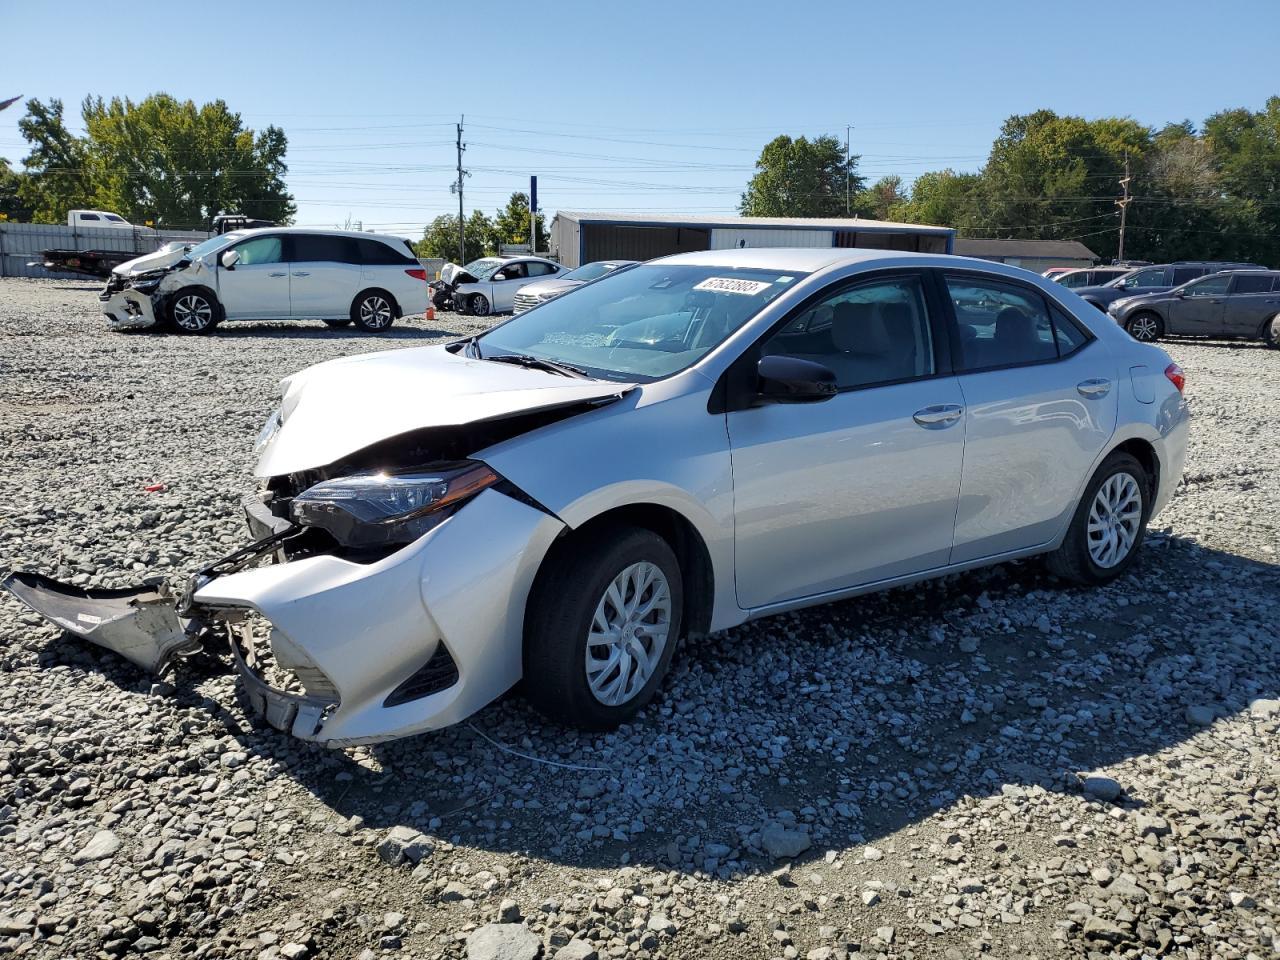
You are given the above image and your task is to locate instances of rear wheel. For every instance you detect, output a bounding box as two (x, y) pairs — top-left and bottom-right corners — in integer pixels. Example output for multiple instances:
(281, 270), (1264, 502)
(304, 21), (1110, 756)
(1126, 312), (1163, 342)
(168, 289), (219, 334)
(1046, 451), (1150, 585)
(524, 526), (683, 730)
(351, 290), (396, 332)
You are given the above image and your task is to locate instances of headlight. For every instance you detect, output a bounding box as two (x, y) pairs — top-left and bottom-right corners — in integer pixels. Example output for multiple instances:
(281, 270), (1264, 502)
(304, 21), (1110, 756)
(290, 462), (498, 548)
(253, 408), (282, 454)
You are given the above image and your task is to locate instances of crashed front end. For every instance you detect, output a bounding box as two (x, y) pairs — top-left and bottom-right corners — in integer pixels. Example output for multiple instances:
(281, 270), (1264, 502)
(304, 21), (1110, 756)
(100, 269), (167, 331)
(2, 346), (639, 745)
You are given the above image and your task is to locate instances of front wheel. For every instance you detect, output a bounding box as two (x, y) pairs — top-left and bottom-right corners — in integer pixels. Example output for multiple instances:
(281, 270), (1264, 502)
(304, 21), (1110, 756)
(524, 527), (683, 730)
(469, 294), (491, 317)
(169, 289), (219, 334)
(352, 291), (396, 331)
(1126, 312), (1164, 342)
(1046, 451), (1150, 585)
(1264, 313), (1280, 349)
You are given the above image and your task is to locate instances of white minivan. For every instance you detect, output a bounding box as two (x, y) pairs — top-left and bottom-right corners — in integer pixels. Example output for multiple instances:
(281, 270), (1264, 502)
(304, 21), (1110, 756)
(101, 228), (430, 334)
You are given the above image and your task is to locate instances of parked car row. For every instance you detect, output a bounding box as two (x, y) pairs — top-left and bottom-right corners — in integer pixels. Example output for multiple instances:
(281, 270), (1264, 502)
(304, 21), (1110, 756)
(1108, 269), (1280, 345)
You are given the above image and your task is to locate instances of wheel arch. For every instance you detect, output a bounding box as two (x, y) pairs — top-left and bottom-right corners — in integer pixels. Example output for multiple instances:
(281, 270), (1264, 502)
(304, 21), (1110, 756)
(1108, 436), (1160, 507)
(531, 501), (716, 642)
(165, 283), (222, 320)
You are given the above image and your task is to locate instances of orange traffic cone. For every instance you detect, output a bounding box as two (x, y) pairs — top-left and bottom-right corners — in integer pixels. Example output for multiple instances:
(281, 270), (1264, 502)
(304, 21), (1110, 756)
(426, 305), (435, 322)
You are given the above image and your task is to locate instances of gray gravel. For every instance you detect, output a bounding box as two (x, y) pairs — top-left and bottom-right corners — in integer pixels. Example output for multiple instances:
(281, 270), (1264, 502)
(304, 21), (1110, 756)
(1, 276), (1277, 959)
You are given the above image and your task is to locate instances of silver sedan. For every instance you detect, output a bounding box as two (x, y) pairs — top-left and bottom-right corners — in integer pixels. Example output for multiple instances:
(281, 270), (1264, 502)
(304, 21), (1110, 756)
(7, 249), (1189, 743)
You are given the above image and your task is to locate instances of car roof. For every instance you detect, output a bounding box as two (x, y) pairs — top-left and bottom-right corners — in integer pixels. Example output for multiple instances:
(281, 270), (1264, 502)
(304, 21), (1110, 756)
(233, 227), (409, 242)
(653, 247), (1025, 274)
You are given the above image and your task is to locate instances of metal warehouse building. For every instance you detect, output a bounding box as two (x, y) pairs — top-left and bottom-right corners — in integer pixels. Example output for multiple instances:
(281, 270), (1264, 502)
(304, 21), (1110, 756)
(550, 212), (955, 268)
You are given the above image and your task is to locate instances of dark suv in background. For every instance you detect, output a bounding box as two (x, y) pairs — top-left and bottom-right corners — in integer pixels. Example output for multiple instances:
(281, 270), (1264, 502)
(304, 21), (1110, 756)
(1072, 261), (1264, 312)
(1109, 270), (1280, 345)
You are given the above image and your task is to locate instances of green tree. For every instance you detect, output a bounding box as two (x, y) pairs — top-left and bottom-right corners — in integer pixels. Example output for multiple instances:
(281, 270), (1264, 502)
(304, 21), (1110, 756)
(892, 169), (983, 230)
(740, 135), (864, 217)
(16, 98), (95, 221)
(16, 94), (294, 226)
(490, 191), (547, 250)
(858, 175), (908, 220)
(0, 159), (34, 221)
(414, 211), (494, 262)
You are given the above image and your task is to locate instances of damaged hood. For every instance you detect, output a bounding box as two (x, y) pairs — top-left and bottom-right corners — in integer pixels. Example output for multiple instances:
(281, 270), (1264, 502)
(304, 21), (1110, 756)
(256, 344), (635, 477)
(112, 244), (191, 277)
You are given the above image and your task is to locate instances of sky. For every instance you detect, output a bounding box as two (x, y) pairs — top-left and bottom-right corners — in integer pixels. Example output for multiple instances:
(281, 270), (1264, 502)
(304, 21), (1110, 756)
(2, 0), (1277, 239)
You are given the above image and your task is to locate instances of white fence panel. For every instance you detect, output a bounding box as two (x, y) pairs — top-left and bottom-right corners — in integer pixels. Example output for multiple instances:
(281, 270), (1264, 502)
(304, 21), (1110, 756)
(0, 223), (213, 280)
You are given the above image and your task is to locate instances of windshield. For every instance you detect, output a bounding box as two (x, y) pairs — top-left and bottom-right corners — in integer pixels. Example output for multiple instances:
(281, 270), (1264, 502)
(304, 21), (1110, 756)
(463, 257), (507, 280)
(563, 261), (619, 283)
(475, 264), (805, 382)
(185, 232), (244, 261)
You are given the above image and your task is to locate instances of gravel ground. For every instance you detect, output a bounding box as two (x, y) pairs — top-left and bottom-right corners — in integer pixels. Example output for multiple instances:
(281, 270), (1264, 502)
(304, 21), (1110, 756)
(0, 276), (1277, 960)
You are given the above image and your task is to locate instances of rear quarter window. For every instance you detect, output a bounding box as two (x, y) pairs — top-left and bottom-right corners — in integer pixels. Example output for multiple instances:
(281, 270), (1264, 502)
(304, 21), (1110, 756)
(356, 237), (417, 265)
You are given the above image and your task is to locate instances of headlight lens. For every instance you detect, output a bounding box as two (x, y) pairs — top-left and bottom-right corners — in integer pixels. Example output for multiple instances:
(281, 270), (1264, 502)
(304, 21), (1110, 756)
(290, 462), (498, 547)
(254, 408), (282, 453)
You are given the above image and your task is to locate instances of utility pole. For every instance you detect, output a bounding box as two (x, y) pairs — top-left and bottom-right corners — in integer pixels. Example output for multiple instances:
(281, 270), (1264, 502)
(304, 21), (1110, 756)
(453, 115), (467, 263)
(845, 124), (852, 215)
(1116, 157), (1131, 262)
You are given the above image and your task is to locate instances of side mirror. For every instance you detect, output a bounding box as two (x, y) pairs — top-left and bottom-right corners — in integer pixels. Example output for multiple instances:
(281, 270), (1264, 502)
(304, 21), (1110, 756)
(757, 355), (838, 404)
(220, 249), (240, 270)
(493, 272), (507, 281)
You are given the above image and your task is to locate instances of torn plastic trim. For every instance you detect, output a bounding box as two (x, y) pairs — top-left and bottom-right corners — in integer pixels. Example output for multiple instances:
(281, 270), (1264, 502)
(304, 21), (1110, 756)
(101, 289), (159, 331)
(1, 572), (199, 673)
(227, 618), (337, 739)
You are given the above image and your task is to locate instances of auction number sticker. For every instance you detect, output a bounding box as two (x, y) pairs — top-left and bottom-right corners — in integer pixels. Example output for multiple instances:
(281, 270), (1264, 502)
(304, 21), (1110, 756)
(693, 277), (773, 296)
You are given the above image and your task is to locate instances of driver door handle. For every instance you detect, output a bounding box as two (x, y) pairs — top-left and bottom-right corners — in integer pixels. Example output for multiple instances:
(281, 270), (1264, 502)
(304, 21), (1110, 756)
(912, 404), (964, 428)
(1077, 378), (1112, 398)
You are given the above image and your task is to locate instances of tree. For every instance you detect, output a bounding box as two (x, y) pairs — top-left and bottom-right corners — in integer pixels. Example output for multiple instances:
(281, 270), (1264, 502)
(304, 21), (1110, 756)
(414, 211), (494, 262)
(858, 175), (908, 220)
(892, 169), (983, 231)
(490, 191), (547, 250)
(16, 98), (95, 221)
(15, 94), (295, 226)
(740, 135), (863, 217)
(0, 159), (33, 221)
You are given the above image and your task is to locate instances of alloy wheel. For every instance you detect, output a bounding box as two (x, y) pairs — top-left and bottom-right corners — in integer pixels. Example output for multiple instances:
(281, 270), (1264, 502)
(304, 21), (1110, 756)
(1087, 472), (1143, 568)
(1128, 315), (1159, 341)
(359, 296), (393, 330)
(173, 295), (213, 332)
(584, 561), (672, 707)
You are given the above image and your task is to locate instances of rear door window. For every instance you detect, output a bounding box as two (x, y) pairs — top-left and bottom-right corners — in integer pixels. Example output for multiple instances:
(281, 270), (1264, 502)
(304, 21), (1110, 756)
(291, 234), (358, 263)
(526, 261), (557, 277)
(1171, 266), (1205, 286)
(1229, 274), (1275, 295)
(945, 277), (1072, 371)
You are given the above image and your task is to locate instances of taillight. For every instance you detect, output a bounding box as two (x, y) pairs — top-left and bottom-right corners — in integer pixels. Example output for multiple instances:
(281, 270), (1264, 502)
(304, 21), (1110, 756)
(405, 268), (428, 281)
(1164, 362), (1185, 394)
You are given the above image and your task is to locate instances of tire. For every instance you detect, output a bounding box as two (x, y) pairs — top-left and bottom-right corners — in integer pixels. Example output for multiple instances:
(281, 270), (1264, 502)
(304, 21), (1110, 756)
(470, 294), (491, 317)
(1125, 312), (1164, 342)
(323, 318), (353, 329)
(351, 290), (397, 332)
(524, 526), (684, 730)
(168, 288), (219, 335)
(1046, 451), (1151, 586)
(1263, 313), (1280, 349)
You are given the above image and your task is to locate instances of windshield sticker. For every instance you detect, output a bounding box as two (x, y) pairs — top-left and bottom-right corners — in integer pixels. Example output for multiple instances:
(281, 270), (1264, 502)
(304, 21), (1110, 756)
(693, 277), (773, 296)
(777, 276), (795, 283)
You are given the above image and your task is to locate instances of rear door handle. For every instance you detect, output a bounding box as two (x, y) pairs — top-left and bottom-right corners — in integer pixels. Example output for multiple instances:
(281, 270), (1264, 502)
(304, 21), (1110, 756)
(912, 404), (964, 428)
(292, 271), (310, 278)
(1077, 378), (1112, 398)
(268, 271), (287, 277)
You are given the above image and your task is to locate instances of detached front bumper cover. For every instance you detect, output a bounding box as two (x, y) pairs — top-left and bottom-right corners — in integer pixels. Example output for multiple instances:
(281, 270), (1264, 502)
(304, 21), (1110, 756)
(2, 572), (198, 672)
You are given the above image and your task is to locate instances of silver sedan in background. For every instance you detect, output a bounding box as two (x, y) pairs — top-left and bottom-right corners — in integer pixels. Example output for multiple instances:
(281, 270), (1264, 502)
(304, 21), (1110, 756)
(512, 259), (638, 314)
(7, 249), (1189, 744)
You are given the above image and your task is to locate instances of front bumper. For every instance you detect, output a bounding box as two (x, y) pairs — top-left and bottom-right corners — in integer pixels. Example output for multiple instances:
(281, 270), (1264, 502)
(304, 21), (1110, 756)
(101, 289), (159, 331)
(194, 488), (564, 745)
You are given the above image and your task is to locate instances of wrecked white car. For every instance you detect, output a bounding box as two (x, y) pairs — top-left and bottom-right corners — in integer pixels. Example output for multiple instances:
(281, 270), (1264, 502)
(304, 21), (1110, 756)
(6, 249), (1189, 747)
(100, 228), (429, 334)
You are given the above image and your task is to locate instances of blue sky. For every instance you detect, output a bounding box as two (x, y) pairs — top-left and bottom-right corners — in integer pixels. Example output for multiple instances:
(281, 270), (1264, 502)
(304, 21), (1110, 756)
(2, 0), (1276, 236)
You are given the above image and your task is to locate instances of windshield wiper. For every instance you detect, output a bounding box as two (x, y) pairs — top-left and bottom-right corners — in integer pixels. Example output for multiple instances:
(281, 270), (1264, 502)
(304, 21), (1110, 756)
(485, 354), (591, 379)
